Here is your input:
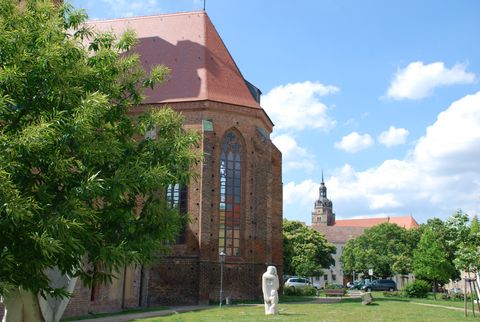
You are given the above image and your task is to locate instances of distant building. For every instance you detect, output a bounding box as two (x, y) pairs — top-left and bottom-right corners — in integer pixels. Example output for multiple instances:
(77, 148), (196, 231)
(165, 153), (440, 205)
(310, 175), (418, 288)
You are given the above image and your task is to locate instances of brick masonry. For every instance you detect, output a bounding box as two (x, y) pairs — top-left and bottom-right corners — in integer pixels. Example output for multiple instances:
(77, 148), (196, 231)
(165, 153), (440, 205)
(60, 100), (283, 317)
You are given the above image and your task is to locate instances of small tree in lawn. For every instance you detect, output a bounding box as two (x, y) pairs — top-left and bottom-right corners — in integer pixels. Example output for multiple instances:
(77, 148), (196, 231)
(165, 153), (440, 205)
(0, 1), (200, 320)
(283, 220), (335, 278)
(413, 227), (453, 300)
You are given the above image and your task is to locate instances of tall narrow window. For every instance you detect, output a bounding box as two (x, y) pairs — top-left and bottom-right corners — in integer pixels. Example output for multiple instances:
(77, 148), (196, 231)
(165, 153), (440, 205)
(219, 131), (242, 257)
(166, 183), (188, 244)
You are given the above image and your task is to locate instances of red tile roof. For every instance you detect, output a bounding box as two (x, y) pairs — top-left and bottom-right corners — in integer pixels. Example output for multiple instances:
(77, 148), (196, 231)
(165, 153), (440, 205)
(312, 215), (419, 244)
(334, 215), (419, 229)
(88, 11), (261, 109)
(312, 225), (366, 244)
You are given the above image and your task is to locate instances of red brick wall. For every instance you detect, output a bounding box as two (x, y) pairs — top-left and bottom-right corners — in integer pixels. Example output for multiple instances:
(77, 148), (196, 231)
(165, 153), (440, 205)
(142, 100), (283, 305)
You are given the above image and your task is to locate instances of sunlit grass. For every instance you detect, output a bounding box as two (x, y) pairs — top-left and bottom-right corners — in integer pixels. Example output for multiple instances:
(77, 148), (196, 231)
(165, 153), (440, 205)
(135, 294), (475, 322)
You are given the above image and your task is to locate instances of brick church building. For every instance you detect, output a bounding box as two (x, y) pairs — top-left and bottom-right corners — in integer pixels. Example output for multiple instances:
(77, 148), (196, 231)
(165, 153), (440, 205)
(60, 11), (283, 317)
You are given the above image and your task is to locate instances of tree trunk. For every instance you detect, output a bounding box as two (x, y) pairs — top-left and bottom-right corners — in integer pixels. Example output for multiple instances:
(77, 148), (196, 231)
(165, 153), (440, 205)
(475, 272), (480, 302)
(3, 288), (45, 322)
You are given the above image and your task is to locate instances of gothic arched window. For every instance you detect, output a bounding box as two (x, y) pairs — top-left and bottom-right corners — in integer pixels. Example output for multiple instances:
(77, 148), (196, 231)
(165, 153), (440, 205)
(166, 183), (188, 244)
(219, 131), (242, 257)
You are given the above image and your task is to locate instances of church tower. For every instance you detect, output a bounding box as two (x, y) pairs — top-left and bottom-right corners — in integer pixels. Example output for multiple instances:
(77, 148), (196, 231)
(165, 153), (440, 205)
(312, 171), (335, 225)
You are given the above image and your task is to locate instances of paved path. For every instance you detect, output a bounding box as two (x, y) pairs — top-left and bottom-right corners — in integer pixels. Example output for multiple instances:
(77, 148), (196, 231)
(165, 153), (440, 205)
(410, 302), (465, 312)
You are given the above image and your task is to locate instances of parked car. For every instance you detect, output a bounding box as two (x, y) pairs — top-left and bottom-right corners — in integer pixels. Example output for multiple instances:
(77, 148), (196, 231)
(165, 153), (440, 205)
(362, 279), (397, 292)
(351, 279), (371, 290)
(284, 277), (313, 290)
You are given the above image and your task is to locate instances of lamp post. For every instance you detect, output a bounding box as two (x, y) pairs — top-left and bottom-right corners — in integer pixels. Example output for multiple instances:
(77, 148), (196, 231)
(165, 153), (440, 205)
(219, 251), (226, 308)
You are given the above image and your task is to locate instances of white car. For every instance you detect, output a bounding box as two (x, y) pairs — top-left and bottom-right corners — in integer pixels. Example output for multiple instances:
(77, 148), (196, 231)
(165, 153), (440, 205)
(284, 277), (313, 290)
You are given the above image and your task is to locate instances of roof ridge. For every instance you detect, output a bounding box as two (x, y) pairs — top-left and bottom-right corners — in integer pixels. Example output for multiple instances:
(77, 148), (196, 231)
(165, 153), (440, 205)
(88, 10), (206, 24)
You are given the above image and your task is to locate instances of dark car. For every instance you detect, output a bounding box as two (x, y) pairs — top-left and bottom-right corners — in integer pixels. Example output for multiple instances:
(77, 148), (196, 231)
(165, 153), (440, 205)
(352, 279), (371, 290)
(362, 279), (397, 292)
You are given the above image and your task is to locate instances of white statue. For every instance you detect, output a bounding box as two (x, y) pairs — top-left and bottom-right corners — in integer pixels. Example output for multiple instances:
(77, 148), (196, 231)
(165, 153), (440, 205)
(262, 266), (279, 315)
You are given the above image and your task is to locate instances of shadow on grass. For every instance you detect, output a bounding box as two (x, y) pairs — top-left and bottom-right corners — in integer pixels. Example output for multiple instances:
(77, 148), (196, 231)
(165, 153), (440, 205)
(61, 306), (169, 321)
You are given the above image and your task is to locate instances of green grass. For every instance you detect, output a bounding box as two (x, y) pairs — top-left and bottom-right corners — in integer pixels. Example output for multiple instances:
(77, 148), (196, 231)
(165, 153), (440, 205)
(380, 291), (473, 309)
(134, 294), (477, 322)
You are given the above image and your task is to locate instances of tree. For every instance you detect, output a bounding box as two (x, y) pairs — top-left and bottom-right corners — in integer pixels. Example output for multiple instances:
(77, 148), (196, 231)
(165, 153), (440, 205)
(471, 215), (479, 234)
(283, 220), (335, 277)
(340, 223), (413, 279)
(413, 227), (454, 299)
(0, 1), (200, 320)
(418, 215), (465, 282)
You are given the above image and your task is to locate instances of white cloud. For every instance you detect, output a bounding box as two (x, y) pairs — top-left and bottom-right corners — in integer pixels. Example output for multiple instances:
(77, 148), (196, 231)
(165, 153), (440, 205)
(262, 81), (338, 131)
(334, 132), (374, 153)
(283, 179), (319, 206)
(272, 134), (315, 172)
(285, 92), (480, 223)
(378, 126), (409, 147)
(387, 61), (475, 100)
(413, 91), (480, 173)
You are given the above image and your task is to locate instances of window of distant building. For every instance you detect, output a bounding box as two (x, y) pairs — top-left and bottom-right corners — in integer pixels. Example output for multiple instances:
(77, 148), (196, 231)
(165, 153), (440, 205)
(219, 131), (242, 257)
(324, 274), (328, 281)
(166, 183), (188, 244)
(332, 274), (337, 281)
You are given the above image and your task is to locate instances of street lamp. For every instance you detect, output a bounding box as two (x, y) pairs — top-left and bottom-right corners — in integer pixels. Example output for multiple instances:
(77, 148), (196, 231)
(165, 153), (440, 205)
(219, 251), (226, 308)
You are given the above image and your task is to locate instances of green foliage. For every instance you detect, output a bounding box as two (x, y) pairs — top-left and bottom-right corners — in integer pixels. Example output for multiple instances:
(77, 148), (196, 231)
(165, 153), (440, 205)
(404, 280), (430, 298)
(283, 286), (317, 296)
(413, 228), (453, 287)
(283, 220), (335, 277)
(471, 215), (480, 234)
(282, 286), (297, 296)
(301, 286), (318, 296)
(340, 223), (414, 278)
(0, 0), (200, 297)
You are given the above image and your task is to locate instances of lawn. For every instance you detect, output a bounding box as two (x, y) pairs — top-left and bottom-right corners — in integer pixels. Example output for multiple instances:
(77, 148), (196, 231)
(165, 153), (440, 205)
(134, 294), (476, 322)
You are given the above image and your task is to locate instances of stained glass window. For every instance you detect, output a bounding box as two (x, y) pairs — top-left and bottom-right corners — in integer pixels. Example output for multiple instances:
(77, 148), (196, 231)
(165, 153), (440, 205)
(219, 131), (242, 257)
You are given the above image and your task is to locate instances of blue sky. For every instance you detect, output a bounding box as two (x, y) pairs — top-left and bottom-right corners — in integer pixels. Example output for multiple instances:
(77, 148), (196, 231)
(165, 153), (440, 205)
(72, 0), (480, 224)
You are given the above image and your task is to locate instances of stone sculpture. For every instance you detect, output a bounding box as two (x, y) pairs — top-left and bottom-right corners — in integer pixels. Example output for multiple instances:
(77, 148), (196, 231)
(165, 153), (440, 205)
(262, 266), (279, 315)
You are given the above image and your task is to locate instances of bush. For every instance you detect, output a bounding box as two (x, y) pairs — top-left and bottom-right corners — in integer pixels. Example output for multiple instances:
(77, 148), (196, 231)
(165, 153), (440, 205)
(283, 286), (318, 296)
(302, 286), (318, 296)
(404, 280), (430, 298)
(283, 286), (297, 296)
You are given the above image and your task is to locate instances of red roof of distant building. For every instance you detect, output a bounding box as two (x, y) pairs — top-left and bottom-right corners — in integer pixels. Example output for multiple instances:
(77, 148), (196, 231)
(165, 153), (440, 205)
(334, 215), (419, 229)
(88, 11), (261, 109)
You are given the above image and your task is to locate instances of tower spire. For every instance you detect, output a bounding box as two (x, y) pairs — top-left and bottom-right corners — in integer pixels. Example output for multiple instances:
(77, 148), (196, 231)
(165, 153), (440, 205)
(319, 171), (327, 198)
(312, 170), (334, 226)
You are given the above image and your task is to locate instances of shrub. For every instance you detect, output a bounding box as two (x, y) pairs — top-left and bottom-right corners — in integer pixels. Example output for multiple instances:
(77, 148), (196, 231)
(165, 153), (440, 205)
(283, 286), (318, 296)
(302, 286), (318, 296)
(404, 280), (430, 298)
(283, 286), (297, 296)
